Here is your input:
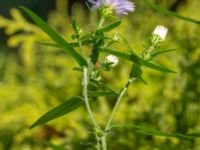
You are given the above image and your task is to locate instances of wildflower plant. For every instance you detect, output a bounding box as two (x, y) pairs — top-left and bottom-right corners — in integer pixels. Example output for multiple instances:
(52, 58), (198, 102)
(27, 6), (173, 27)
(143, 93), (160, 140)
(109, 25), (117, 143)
(18, 0), (199, 149)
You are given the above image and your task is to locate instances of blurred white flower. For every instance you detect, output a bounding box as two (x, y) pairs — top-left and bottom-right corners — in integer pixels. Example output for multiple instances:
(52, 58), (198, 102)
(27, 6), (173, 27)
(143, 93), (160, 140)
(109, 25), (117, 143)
(153, 25), (168, 41)
(105, 55), (119, 67)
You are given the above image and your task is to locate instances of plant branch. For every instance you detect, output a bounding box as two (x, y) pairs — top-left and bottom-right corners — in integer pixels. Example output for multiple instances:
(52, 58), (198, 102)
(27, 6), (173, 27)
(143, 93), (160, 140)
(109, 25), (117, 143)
(100, 77), (136, 150)
(83, 66), (98, 127)
(105, 77), (136, 131)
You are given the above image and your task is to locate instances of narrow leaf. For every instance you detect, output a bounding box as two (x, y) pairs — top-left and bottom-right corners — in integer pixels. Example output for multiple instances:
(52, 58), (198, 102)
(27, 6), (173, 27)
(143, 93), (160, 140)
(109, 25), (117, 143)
(37, 39), (93, 48)
(73, 67), (83, 72)
(111, 124), (194, 140)
(20, 6), (87, 66)
(140, 60), (176, 73)
(90, 79), (118, 94)
(98, 21), (121, 32)
(36, 42), (60, 48)
(88, 91), (117, 97)
(119, 34), (137, 55)
(144, 0), (200, 25)
(99, 48), (176, 73)
(30, 96), (84, 129)
(99, 48), (134, 61)
(186, 133), (200, 137)
(151, 48), (175, 57)
(71, 17), (79, 34)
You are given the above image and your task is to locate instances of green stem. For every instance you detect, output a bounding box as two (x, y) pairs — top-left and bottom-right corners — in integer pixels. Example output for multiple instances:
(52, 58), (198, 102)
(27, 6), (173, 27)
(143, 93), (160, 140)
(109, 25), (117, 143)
(82, 17), (105, 149)
(97, 139), (101, 150)
(141, 45), (155, 60)
(105, 77), (136, 130)
(98, 18), (105, 29)
(101, 136), (107, 150)
(83, 66), (104, 150)
(78, 39), (83, 54)
(83, 66), (98, 127)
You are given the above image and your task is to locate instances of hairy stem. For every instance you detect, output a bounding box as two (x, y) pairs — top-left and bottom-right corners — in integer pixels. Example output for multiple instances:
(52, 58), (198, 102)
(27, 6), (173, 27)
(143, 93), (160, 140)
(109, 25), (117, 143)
(105, 77), (136, 130)
(101, 136), (107, 150)
(83, 66), (103, 150)
(82, 17), (106, 150)
(83, 66), (98, 127)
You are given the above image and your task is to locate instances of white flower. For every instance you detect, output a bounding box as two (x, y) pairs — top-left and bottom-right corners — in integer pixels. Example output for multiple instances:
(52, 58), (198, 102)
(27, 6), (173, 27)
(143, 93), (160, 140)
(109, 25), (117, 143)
(153, 25), (168, 41)
(105, 55), (119, 67)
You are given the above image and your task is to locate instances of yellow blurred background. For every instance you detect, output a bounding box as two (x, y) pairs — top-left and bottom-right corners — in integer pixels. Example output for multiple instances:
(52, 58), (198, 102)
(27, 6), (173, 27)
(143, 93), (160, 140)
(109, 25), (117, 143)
(0, 0), (200, 149)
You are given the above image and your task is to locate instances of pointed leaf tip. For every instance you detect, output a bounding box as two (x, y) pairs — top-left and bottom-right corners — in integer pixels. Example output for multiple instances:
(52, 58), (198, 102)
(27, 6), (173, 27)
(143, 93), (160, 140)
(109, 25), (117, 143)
(30, 96), (84, 129)
(19, 6), (87, 66)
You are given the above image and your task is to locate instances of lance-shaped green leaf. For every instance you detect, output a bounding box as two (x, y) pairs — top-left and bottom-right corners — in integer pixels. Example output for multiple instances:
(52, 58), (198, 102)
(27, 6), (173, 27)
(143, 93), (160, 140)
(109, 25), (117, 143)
(36, 42), (61, 48)
(140, 59), (176, 73)
(30, 96), (84, 129)
(73, 67), (83, 72)
(186, 133), (200, 138)
(89, 79), (118, 94)
(111, 124), (195, 140)
(37, 39), (93, 48)
(98, 21), (121, 32)
(130, 63), (148, 84)
(130, 63), (142, 78)
(99, 48), (134, 61)
(144, 0), (200, 25)
(119, 34), (138, 55)
(71, 17), (79, 34)
(99, 48), (176, 73)
(41, 140), (66, 150)
(151, 48), (175, 57)
(88, 91), (117, 97)
(20, 6), (87, 66)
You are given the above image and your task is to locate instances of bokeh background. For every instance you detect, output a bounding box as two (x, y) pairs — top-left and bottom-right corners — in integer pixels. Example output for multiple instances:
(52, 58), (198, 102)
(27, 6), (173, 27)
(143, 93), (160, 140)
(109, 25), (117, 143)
(0, 0), (200, 149)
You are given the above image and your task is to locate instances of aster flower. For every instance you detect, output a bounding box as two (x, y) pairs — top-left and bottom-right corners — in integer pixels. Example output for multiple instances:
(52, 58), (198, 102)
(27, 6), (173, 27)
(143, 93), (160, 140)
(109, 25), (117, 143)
(88, 0), (135, 17)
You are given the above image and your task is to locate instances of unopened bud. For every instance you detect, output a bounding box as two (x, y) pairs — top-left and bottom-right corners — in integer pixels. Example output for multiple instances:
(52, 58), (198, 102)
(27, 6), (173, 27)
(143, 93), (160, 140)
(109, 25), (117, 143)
(150, 25), (168, 47)
(112, 34), (120, 42)
(100, 6), (114, 19)
(153, 25), (168, 41)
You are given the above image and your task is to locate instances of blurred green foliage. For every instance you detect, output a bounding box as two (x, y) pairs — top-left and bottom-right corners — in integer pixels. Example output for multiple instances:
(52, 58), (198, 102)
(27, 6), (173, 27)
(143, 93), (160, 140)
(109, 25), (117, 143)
(0, 0), (200, 149)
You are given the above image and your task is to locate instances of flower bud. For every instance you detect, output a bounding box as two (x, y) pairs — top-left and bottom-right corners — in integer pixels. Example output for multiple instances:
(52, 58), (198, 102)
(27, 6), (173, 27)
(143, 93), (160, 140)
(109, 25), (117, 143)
(150, 25), (168, 47)
(112, 34), (120, 42)
(153, 25), (168, 41)
(100, 6), (114, 19)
